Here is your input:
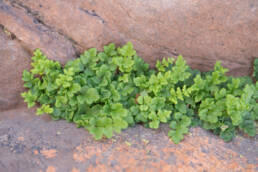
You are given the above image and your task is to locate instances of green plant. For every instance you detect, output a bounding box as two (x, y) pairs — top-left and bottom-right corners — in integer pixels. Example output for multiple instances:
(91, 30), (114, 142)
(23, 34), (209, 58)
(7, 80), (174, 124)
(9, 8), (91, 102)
(21, 42), (257, 143)
(253, 58), (258, 81)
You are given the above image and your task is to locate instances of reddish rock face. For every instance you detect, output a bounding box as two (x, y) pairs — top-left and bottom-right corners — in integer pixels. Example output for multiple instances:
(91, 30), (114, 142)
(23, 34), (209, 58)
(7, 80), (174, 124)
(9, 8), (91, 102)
(0, 0), (258, 110)
(0, 29), (30, 111)
(1, 0), (258, 74)
(0, 0), (78, 64)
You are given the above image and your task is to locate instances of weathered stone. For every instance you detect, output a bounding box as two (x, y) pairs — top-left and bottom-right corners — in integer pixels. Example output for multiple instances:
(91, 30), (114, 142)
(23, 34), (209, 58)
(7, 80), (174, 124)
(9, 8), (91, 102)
(0, 108), (257, 171)
(0, 0), (78, 63)
(0, 29), (30, 111)
(9, 0), (258, 76)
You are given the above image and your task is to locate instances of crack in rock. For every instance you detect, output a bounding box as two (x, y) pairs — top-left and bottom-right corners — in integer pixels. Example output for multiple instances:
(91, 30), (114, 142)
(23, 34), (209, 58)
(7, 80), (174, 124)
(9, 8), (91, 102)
(4, 0), (82, 56)
(79, 7), (105, 24)
(0, 24), (16, 39)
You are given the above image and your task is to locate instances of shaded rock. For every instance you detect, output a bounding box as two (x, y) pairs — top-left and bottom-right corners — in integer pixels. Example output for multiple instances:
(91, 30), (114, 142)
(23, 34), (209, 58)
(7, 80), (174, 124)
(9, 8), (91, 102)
(0, 29), (30, 111)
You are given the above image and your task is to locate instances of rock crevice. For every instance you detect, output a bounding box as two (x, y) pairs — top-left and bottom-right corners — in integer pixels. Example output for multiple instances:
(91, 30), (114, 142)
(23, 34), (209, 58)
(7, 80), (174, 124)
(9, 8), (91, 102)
(78, 8), (105, 24)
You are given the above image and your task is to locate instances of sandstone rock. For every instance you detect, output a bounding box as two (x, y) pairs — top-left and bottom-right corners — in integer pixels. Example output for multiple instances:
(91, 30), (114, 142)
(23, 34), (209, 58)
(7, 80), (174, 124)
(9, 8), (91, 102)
(5, 0), (258, 76)
(0, 0), (78, 63)
(0, 29), (30, 111)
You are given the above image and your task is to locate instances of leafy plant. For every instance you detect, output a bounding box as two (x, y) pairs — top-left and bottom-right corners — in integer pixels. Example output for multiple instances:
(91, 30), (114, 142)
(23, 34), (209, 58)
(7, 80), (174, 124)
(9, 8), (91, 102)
(21, 42), (257, 143)
(253, 58), (258, 81)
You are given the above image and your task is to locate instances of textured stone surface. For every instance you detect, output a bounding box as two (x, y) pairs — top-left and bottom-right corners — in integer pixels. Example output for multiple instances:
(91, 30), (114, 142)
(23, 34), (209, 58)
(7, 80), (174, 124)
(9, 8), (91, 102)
(0, 108), (257, 172)
(0, 0), (78, 63)
(0, 29), (30, 111)
(1, 0), (258, 75)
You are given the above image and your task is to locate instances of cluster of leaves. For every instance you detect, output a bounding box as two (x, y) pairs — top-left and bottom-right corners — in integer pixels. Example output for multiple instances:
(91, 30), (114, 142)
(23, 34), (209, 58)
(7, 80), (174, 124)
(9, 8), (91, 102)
(22, 43), (150, 140)
(22, 42), (257, 143)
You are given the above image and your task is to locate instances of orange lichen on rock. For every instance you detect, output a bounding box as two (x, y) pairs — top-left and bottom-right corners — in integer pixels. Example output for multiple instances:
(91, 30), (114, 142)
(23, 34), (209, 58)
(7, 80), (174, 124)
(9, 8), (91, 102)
(71, 167), (80, 172)
(46, 166), (56, 172)
(17, 136), (24, 141)
(71, 128), (256, 172)
(73, 143), (111, 163)
(33, 150), (39, 155)
(73, 152), (85, 163)
(41, 149), (57, 159)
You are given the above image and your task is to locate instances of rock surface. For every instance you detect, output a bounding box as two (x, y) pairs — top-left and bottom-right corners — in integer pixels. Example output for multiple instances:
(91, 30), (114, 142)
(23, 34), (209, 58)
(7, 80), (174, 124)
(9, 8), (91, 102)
(0, 29), (30, 111)
(0, 0), (78, 63)
(0, 108), (257, 172)
(1, 0), (257, 73)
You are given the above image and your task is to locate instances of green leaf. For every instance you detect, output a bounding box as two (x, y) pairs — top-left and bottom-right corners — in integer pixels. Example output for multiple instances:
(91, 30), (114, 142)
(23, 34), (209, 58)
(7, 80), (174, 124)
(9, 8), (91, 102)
(89, 127), (104, 140)
(104, 43), (116, 56)
(65, 59), (84, 73)
(239, 113), (256, 136)
(198, 98), (223, 123)
(168, 130), (184, 144)
(110, 103), (128, 118)
(226, 95), (244, 126)
(149, 120), (160, 129)
(134, 75), (148, 88)
(158, 110), (171, 122)
(219, 126), (235, 142)
(21, 91), (37, 108)
(169, 88), (178, 104)
(253, 58), (258, 80)
(175, 102), (187, 114)
(85, 88), (100, 105)
(118, 42), (136, 58)
(22, 70), (33, 82)
(150, 97), (165, 111)
(70, 83), (81, 94)
(168, 116), (191, 144)
(36, 104), (53, 115)
(103, 126), (113, 138)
